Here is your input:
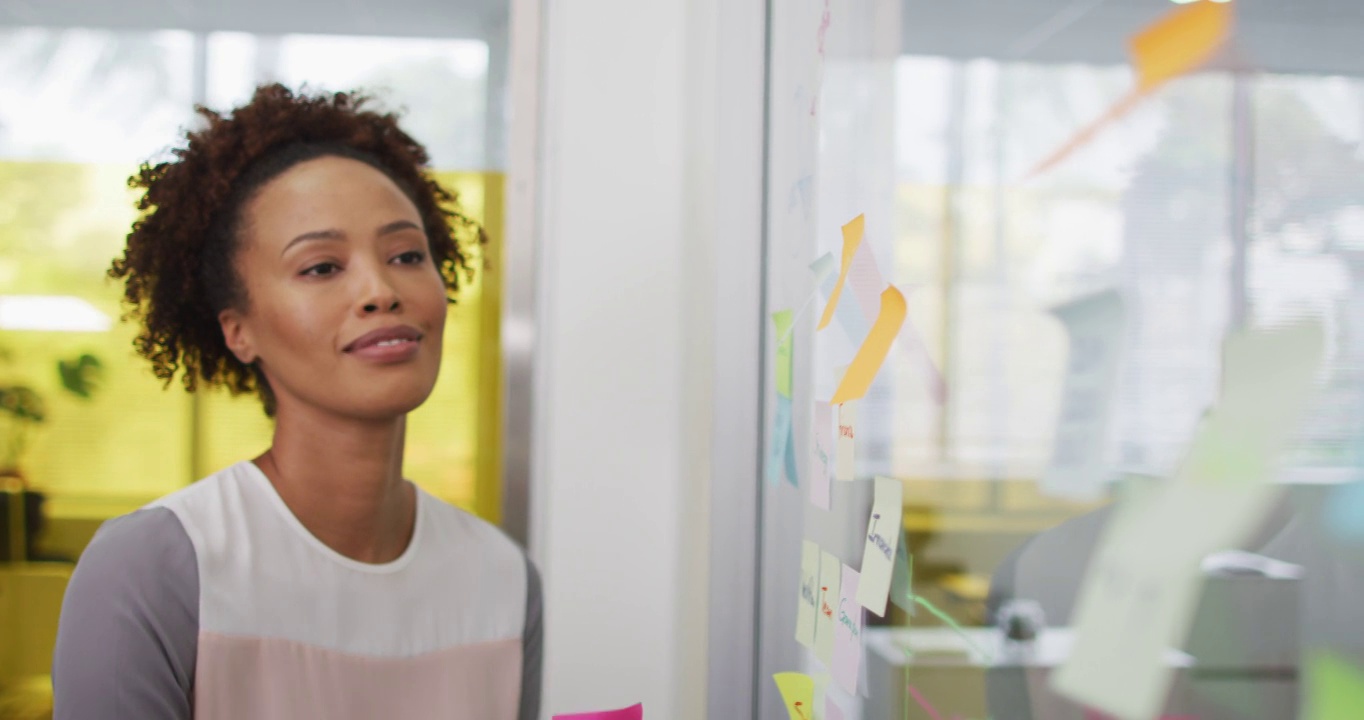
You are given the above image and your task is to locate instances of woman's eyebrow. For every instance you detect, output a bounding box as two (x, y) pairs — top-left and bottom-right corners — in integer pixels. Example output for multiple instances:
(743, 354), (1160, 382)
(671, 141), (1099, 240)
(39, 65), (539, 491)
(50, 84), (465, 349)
(281, 220), (422, 257)
(377, 219), (423, 236)
(281, 228), (344, 256)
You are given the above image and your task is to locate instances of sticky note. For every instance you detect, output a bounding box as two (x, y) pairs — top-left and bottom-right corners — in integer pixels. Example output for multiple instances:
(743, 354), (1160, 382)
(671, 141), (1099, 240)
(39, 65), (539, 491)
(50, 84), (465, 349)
(796, 541), (820, 650)
(810, 402), (833, 509)
(836, 402), (856, 481)
(1183, 321), (1326, 486)
(1043, 290), (1126, 501)
(1028, 0), (1230, 178)
(817, 215), (864, 331)
(842, 240), (946, 406)
(830, 286), (906, 404)
(1052, 321), (1325, 720)
(1130, 0), (1233, 92)
(825, 698), (845, 720)
(775, 309), (795, 399)
(890, 526), (915, 614)
(553, 703), (643, 720)
(815, 550), (841, 665)
(831, 564), (863, 696)
(774, 392), (796, 488)
(774, 672), (815, 720)
(1307, 650), (1364, 719)
(856, 477), (903, 617)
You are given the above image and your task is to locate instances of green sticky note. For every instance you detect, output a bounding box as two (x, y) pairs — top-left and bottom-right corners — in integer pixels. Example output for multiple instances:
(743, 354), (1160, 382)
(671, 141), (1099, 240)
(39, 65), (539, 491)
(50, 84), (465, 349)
(1308, 650), (1364, 719)
(774, 310), (794, 398)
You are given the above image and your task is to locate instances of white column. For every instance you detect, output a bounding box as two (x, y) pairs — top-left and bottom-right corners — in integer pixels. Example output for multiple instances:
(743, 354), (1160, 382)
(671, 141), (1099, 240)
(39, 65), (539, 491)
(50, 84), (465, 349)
(515, 0), (766, 717)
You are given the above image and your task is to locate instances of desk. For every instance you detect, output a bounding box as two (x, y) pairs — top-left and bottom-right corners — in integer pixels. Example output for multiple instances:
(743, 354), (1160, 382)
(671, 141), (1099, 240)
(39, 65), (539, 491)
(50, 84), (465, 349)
(864, 627), (1297, 720)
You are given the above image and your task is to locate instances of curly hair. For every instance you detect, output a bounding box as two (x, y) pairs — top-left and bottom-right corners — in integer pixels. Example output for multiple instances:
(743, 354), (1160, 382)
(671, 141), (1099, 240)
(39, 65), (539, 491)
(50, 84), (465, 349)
(108, 83), (485, 417)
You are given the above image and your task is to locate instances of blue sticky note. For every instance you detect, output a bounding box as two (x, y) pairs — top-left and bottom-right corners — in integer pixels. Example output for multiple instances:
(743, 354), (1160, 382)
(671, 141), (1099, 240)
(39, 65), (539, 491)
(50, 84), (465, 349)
(820, 264), (869, 342)
(769, 395), (794, 486)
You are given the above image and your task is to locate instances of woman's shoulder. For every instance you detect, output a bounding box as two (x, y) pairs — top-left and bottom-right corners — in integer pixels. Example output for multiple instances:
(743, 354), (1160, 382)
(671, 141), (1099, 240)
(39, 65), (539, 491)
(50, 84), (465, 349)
(416, 490), (533, 589)
(84, 505), (198, 575)
(418, 490), (526, 559)
(56, 506), (200, 715)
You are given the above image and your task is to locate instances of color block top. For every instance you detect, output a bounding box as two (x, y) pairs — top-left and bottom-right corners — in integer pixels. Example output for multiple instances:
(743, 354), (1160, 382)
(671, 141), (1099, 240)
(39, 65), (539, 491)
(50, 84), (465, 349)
(52, 460), (541, 720)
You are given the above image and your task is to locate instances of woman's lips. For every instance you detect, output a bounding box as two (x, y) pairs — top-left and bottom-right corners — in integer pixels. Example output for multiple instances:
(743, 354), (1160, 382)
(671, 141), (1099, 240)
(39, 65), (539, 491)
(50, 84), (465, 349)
(345, 337), (421, 363)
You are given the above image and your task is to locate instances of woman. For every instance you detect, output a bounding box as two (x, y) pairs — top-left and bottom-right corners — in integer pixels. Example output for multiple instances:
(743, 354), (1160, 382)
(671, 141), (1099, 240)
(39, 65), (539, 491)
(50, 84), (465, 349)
(51, 84), (541, 720)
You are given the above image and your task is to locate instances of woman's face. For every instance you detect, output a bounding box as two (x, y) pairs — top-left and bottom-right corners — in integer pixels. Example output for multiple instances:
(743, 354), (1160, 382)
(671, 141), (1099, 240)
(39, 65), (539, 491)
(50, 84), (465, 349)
(219, 155), (447, 421)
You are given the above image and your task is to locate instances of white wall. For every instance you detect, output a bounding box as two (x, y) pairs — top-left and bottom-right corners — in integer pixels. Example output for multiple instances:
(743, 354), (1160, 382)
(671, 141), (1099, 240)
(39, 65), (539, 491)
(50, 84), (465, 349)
(521, 0), (766, 717)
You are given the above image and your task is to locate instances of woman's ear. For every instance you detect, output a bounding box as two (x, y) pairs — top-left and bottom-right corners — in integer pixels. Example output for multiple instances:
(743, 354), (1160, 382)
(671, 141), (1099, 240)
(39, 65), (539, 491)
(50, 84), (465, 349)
(218, 308), (257, 365)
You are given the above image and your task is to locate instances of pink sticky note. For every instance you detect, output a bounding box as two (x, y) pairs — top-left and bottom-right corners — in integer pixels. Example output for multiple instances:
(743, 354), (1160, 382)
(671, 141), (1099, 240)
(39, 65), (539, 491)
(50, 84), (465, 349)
(825, 698), (846, 720)
(553, 703), (643, 720)
(832, 565), (863, 695)
(810, 402), (833, 509)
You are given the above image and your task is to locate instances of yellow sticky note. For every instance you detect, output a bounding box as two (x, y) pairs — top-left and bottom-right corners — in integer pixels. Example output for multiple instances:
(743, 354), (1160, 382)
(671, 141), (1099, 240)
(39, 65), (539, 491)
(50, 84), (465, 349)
(1130, 0), (1233, 92)
(795, 540), (820, 650)
(830, 286), (906, 404)
(816, 215), (864, 331)
(1028, 1), (1231, 178)
(814, 550), (841, 665)
(1308, 650), (1364, 719)
(773, 672), (816, 720)
(775, 310), (794, 399)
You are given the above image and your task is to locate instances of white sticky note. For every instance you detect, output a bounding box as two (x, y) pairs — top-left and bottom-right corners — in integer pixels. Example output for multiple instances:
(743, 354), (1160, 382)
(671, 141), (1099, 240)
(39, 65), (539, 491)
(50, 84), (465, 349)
(836, 402), (856, 481)
(814, 550), (841, 666)
(796, 541), (820, 650)
(811, 402), (834, 509)
(856, 477), (903, 617)
(1043, 289), (1125, 501)
(1052, 320), (1324, 720)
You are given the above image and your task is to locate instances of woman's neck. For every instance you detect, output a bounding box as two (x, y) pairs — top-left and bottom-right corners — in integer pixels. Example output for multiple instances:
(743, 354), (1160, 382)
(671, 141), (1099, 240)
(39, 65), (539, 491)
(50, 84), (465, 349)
(253, 407), (416, 565)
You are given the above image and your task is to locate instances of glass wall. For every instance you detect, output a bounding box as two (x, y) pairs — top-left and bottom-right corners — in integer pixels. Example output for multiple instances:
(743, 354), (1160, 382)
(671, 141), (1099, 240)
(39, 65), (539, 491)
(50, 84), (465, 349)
(757, 0), (1364, 718)
(0, 6), (510, 715)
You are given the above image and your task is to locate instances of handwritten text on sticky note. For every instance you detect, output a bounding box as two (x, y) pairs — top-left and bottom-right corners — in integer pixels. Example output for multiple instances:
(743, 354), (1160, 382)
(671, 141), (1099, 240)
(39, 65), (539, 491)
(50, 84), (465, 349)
(857, 476), (904, 617)
(773, 672), (815, 720)
(815, 550), (841, 665)
(796, 540), (819, 650)
(836, 402), (856, 481)
(811, 402), (833, 509)
(832, 564), (863, 695)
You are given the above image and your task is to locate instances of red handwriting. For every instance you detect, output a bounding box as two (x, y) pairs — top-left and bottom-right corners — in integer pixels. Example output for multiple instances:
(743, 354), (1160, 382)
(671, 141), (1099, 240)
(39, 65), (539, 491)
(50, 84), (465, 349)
(793, 701), (809, 720)
(839, 424), (854, 439)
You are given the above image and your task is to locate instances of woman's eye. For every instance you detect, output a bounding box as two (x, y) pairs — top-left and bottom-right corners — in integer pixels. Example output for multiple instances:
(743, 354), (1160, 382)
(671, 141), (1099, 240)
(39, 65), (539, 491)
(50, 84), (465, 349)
(301, 262), (340, 277)
(394, 251), (426, 265)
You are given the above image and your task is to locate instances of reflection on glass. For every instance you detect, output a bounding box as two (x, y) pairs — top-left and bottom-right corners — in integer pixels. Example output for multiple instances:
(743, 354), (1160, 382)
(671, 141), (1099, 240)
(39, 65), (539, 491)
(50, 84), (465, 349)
(0, 25), (506, 715)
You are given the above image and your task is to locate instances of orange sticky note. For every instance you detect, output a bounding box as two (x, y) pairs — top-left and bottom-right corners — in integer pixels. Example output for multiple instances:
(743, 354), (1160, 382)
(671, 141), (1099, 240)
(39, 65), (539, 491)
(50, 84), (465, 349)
(830, 285), (906, 404)
(1027, 0), (1232, 178)
(816, 215), (864, 331)
(1130, 0), (1233, 92)
(773, 672), (816, 720)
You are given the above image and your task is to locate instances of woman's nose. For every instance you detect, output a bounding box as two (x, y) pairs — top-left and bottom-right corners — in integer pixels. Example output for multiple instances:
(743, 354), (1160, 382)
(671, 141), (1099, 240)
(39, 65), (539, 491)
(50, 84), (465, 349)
(358, 266), (402, 314)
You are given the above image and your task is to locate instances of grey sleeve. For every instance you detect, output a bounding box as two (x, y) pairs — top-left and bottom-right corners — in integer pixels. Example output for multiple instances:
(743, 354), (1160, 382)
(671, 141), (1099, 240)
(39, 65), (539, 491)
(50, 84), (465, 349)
(519, 555), (543, 720)
(52, 507), (199, 720)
